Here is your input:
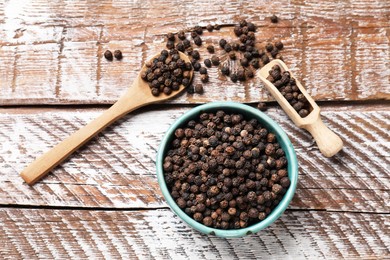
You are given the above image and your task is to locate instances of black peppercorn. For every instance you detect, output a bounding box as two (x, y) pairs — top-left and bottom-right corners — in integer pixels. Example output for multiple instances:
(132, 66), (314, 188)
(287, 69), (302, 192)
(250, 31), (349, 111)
(237, 69), (246, 81)
(178, 31), (186, 40)
(245, 69), (254, 78)
(199, 67), (208, 74)
(275, 40), (284, 50)
(104, 50), (113, 61)
(224, 44), (232, 53)
(234, 25), (242, 36)
(166, 40), (175, 49)
(200, 74), (209, 83)
(239, 19), (247, 27)
(207, 45), (215, 53)
(257, 102), (267, 112)
(194, 36), (202, 46)
(265, 43), (274, 52)
(219, 39), (227, 48)
(229, 52), (236, 60)
(206, 24), (214, 32)
(114, 50), (123, 60)
(299, 109), (309, 118)
(194, 25), (203, 35)
(250, 59), (260, 69)
(221, 65), (230, 76)
(202, 58), (211, 67)
(193, 62), (201, 71)
(247, 22), (256, 32)
(211, 55), (220, 65)
(240, 58), (249, 67)
(230, 73), (238, 82)
(194, 84), (204, 94)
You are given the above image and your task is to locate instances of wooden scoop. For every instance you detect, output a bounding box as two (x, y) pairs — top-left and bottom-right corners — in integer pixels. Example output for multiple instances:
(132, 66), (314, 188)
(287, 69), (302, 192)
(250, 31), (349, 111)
(21, 52), (193, 185)
(257, 59), (343, 157)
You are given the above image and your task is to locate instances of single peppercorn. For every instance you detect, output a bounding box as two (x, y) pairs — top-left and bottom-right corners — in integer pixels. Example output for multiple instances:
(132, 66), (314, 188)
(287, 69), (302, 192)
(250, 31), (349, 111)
(221, 65), (230, 76)
(245, 69), (254, 78)
(200, 74), (209, 83)
(230, 73), (238, 82)
(206, 24), (214, 32)
(257, 102), (267, 112)
(299, 109), (309, 118)
(166, 40), (175, 49)
(265, 43), (274, 52)
(204, 59), (212, 68)
(224, 44), (232, 52)
(234, 26), (242, 36)
(194, 36), (202, 46)
(229, 52), (236, 60)
(199, 67), (208, 74)
(193, 62), (201, 71)
(211, 55), (220, 66)
(237, 69), (246, 81)
(270, 14), (278, 23)
(275, 41), (284, 50)
(219, 39), (227, 48)
(113, 50), (123, 60)
(240, 58), (249, 67)
(104, 50), (113, 61)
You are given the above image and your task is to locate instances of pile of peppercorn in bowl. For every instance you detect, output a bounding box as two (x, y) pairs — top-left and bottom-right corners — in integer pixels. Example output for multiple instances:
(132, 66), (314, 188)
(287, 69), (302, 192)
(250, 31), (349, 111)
(156, 102), (298, 238)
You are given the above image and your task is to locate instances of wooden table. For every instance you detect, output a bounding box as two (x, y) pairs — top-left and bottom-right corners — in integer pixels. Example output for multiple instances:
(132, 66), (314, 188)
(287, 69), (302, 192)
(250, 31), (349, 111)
(0, 1), (389, 259)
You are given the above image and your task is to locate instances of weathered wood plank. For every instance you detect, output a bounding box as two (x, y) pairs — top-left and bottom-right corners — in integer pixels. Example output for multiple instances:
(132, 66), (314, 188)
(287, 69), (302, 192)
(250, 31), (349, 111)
(0, 208), (388, 259)
(0, 105), (388, 212)
(0, 1), (389, 105)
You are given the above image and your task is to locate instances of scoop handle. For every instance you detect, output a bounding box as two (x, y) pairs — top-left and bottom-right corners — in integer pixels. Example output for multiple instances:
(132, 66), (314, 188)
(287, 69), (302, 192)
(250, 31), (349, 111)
(20, 96), (137, 185)
(302, 116), (343, 157)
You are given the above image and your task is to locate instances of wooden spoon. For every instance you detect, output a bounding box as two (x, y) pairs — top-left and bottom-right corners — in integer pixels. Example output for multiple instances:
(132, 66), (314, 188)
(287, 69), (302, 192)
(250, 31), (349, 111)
(257, 59), (343, 157)
(21, 52), (193, 185)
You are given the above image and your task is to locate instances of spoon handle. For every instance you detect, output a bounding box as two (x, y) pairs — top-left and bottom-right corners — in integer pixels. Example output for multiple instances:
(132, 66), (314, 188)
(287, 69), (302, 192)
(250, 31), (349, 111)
(302, 116), (343, 157)
(20, 96), (136, 185)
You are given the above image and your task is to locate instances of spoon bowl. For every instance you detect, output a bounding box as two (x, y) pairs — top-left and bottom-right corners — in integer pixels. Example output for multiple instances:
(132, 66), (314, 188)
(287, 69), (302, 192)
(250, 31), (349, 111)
(21, 51), (193, 185)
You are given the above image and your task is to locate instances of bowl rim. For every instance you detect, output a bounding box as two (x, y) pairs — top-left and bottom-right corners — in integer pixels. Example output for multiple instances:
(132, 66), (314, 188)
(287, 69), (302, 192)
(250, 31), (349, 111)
(156, 101), (298, 238)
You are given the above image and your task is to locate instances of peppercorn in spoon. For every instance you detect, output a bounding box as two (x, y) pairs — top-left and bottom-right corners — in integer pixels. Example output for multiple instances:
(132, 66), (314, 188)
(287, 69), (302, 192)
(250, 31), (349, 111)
(21, 51), (193, 185)
(257, 59), (343, 157)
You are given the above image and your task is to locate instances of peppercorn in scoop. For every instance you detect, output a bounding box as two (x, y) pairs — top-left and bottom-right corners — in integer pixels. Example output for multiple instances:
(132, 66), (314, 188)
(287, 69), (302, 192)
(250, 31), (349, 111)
(163, 110), (290, 229)
(141, 50), (193, 96)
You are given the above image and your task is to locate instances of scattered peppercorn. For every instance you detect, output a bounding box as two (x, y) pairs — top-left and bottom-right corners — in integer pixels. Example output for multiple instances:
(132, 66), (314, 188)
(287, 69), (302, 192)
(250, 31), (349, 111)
(275, 40), (284, 50)
(113, 50), (123, 60)
(267, 65), (312, 117)
(104, 50), (113, 61)
(206, 24), (214, 32)
(199, 67), (208, 74)
(204, 59), (212, 68)
(207, 45), (215, 53)
(211, 55), (220, 66)
(194, 84), (204, 94)
(270, 15), (278, 23)
(257, 102), (267, 111)
(221, 65), (230, 76)
(194, 36), (202, 46)
(163, 110), (290, 229)
(142, 51), (193, 96)
(219, 39), (227, 48)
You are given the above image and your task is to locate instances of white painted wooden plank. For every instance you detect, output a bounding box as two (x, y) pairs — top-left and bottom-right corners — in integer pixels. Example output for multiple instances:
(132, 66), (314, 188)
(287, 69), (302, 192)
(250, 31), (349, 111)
(0, 105), (388, 212)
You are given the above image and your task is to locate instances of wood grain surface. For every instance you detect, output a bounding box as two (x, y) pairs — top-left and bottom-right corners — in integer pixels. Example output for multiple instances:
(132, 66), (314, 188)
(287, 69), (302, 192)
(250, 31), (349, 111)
(0, 208), (388, 259)
(0, 0), (389, 105)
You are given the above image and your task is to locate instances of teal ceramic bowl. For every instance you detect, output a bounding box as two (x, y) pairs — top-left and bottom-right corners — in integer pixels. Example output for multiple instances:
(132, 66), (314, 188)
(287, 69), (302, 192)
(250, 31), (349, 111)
(156, 102), (298, 238)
